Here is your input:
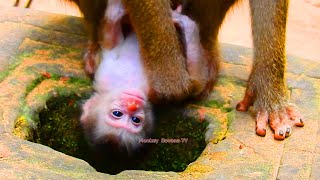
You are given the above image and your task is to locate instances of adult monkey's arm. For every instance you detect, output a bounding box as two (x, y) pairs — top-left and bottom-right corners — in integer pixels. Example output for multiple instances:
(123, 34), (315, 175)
(122, 0), (193, 102)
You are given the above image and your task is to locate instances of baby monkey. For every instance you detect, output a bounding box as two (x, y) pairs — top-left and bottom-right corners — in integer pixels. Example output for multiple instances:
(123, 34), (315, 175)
(80, 0), (210, 152)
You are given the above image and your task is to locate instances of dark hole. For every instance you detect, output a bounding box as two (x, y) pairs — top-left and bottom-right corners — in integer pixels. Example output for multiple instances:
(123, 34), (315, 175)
(34, 94), (208, 175)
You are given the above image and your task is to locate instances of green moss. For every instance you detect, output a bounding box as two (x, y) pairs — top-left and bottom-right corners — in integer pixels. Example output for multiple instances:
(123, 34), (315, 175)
(67, 77), (91, 86)
(50, 73), (60, 80)
(35, 94), (91, 159)
(204, 112), (228, 144)
(199, 99), (224, 108)
(0, 41), (74, 82)
(13, 96), (40, 141)
(196, 99), (232, 113)
(25, 76), (46, 94)
(48, 46), (81, 59)
(226, 110), (235, 128)
(25, 72), (91, 95)
(0, 42), (82, 83)
(0, 52), (34, 82)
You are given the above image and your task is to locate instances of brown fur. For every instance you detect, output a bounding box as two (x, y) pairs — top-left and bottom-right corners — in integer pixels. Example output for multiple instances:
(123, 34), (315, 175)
(75, 0), (303, 140)
(247, 0), (289, 112)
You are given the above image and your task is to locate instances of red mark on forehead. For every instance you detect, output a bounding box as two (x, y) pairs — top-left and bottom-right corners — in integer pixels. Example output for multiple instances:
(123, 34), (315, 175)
(121, 92), (144, 113)
(126, 98), (140, 112)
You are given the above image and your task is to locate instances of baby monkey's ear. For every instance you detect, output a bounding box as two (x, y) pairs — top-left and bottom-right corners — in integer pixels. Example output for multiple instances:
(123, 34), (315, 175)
(80, 94), (98, 124)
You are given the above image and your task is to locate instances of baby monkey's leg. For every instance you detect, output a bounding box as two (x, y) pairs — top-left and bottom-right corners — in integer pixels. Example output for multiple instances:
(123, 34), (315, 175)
(172, 10), (210, 96)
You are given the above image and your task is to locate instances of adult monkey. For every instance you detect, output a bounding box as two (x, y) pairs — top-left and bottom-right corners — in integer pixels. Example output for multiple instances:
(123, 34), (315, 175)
(74, 0), (304, 140)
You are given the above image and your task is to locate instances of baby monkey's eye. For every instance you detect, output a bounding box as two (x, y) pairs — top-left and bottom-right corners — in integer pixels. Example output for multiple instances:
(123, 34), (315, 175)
(131, 116), (141, 125)
(112, 111), (123, 118)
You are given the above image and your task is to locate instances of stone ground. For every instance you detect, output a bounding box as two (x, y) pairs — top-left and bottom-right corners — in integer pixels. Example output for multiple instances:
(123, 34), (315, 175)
(0, 6), (319, 180)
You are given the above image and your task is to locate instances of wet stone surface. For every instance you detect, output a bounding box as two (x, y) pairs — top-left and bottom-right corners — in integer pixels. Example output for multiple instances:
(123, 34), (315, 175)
(0, 6), (319, 180)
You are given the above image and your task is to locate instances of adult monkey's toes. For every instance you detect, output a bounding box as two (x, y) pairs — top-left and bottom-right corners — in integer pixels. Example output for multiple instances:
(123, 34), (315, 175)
(255, 111), (268, 137)
(286, 105), (304, 127)
(269, 109), (301, 140)
(236, 89), (255, 112)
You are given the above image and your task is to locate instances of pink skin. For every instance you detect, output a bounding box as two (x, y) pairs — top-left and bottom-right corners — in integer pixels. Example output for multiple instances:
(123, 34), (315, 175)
(106, 94), (145, 134)
(121, 93), (144, 112)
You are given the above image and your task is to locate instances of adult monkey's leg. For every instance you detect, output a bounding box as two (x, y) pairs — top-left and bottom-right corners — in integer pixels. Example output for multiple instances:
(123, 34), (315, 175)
(122, 0), (193, 102)
(236, 0), (304, 140)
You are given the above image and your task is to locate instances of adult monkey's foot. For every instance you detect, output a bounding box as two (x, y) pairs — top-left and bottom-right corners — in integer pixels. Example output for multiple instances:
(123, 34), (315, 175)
(236, 89), (304, 140)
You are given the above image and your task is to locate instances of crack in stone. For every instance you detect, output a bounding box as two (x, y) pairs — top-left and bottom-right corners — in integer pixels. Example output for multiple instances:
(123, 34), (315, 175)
(222, 61), (249, 67)
(233, 137), (264, 158)
(306, 75), (320, 80)
(274, 144), (285, 179)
